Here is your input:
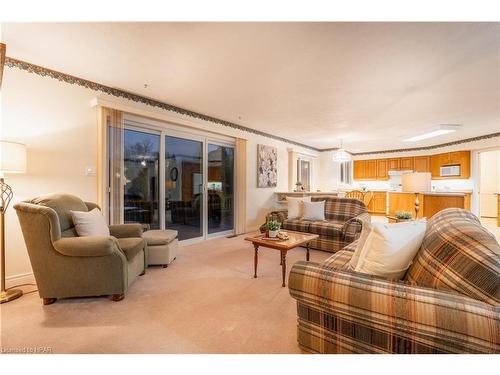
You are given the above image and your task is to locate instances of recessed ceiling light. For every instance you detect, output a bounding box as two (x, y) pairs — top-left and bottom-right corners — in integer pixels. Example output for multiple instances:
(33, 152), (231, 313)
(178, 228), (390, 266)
(403, 125), (462, 142)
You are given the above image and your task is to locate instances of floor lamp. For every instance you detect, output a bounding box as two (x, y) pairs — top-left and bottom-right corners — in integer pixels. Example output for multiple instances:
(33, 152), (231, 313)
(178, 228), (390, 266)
(0, 140), (27, 303)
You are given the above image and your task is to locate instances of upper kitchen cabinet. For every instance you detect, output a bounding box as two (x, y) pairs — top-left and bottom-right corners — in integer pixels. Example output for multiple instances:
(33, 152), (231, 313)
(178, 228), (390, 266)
(387, 158), (401, 171)
(365, 160), (377, 179)
(414, 156), (431, 172)
(354, 159), (377, 180)
(430, 151), (470, 179)
(353, 160), (366, 180)
(400, 157), (414, 171)
(352, 151), (470, 181)
(376, 159), (388, 180)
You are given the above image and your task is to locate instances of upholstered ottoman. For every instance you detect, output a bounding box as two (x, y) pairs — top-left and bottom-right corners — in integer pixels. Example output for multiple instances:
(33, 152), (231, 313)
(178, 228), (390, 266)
(142, 229), (178, 268)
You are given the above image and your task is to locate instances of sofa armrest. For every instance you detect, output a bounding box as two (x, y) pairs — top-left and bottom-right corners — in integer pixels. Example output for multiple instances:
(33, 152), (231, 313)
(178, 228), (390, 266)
(288, 261), (500, 353)
(53, 236), (119, 257)
(109, 224), (143, 238)
(342, 212), (370, 242)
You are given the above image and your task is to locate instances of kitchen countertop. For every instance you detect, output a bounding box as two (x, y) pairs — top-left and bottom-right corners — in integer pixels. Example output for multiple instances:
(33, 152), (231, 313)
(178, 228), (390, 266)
(388, 191), (468, 196)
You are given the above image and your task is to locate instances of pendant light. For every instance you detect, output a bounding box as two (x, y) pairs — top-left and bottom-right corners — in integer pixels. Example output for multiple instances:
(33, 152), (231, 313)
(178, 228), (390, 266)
(332, 139), (351, 162)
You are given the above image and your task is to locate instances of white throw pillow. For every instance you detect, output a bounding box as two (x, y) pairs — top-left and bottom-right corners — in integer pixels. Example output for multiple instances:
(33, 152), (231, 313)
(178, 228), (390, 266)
(348, 220), (373, 270)
(286, 196), (311, 219)
(355, 219), (427, 280)
(70, 208), (110, 237)
(302, 201), (326, 221)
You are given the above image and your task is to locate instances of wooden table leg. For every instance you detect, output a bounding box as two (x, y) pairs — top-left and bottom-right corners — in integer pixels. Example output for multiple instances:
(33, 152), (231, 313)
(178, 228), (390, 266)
(254, 244), (259, 278)
(281, 250), (287, 287)
(306, 243), (310, 262)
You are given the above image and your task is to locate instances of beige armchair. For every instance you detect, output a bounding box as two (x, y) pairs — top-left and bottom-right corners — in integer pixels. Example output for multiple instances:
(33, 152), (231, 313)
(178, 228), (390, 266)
(14, 193), (146, 305)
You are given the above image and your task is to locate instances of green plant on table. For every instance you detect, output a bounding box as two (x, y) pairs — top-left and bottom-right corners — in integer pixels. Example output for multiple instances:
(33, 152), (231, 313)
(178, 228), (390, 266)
(266, 220), (281, 231)
(395, 210), (413, 220)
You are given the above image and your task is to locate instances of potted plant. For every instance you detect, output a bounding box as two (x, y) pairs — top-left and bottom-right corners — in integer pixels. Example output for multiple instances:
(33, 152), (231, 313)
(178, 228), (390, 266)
(295, 181), (303, 191)
(267, 220), (281, 238)
(395, 210), (413, 222)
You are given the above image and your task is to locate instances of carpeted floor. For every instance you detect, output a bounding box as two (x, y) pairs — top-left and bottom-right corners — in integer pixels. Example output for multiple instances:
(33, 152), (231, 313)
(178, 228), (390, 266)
(0, 233), (330, 354)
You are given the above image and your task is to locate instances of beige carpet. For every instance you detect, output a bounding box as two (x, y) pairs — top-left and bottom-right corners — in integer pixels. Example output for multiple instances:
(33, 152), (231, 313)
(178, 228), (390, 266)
(0, 234), (330, 354)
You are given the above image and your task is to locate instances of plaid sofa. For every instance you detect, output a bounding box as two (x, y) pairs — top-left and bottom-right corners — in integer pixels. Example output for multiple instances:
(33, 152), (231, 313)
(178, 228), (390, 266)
(288, 208), (500, 353)
(261, 197), (370, 253)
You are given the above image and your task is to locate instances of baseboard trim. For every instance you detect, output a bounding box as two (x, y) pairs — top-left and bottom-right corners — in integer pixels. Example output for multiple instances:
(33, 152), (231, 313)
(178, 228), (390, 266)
(6, 272), (36, 288)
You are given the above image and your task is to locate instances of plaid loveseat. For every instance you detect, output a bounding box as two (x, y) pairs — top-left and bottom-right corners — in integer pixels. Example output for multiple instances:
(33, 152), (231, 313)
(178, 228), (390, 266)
(288, 208), (500, 353)
(261, 197), (370, 253)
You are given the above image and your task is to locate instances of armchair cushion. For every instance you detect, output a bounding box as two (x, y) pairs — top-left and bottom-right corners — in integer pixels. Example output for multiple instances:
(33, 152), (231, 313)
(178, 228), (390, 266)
(53, 236), (118, 257)
(109, 224), (143, 239)
(117, 238), (145, 260)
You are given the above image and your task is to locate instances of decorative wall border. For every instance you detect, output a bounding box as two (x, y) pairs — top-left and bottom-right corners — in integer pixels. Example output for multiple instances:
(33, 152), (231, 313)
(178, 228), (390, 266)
(5, 56), (322, 152)
(5, 56), (500, 156)
(344, 132), (500, 156)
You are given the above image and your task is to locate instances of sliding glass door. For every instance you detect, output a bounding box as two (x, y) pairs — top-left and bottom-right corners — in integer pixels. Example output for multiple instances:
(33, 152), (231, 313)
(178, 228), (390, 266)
(207, 143), (234, 235)
(123, 129), (160, 229)
(165, 136), (204, 241)
(115, 119), (235, 241)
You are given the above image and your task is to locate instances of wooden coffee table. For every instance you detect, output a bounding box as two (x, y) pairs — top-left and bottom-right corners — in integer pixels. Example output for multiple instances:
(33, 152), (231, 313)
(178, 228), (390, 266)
(244, 231), (319, 287)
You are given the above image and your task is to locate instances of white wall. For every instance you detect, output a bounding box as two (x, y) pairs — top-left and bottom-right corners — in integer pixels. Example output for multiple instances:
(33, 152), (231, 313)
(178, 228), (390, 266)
(1, 67), (319, 281)
(479, 149), (500, 217)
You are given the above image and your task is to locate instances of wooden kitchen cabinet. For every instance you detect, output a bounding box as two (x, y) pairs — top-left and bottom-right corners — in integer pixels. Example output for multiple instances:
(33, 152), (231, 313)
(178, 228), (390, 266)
(414, 156), (430, 172)
(387, 158), (401, 170)
(376, 159), (388, 180)
(430, 151), (470, 179)
(352, 151), (470, 181)
(353, 160), (366, 180)
(368, 191), (387, 215)
(365, 160), (377, 179)
(400, 157), (414, 170)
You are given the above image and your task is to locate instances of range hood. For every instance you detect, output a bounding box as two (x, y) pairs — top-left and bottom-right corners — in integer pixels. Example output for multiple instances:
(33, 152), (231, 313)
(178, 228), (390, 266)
(388, 170), (414, 176)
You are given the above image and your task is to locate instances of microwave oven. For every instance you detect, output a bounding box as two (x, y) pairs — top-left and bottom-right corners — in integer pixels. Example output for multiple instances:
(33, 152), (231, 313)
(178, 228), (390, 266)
(440, 165), (460, 177)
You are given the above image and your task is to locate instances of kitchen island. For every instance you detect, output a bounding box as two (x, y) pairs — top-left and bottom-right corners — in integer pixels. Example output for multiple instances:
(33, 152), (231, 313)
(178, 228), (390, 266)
(388, 191), (471, 220)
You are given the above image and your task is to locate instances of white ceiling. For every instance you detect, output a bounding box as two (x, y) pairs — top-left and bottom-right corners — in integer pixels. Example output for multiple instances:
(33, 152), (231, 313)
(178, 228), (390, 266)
(2, 22), (499, 152)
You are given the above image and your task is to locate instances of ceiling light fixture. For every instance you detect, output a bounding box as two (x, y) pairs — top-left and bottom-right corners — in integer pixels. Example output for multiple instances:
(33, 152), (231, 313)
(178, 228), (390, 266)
(403, 125), (462, 142)
(332, 139), (351, 162)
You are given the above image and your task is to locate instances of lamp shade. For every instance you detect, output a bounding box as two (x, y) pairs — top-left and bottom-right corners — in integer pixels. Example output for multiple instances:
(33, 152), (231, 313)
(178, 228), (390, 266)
(332, 148), (351, 162)
(0, 141), (27, 174)
(402, 172), (431, 192)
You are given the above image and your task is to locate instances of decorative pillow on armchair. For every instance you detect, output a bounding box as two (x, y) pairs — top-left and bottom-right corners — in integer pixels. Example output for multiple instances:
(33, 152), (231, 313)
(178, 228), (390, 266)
(70, 208), (110, 237)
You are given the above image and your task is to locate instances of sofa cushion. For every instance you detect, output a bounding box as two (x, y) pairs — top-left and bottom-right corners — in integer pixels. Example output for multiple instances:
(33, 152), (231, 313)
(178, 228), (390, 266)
(282, 219), (311, 233)
(323, 250), (353, 270)
(406, 208), (500, 305)
(308, 220), (343, 237)
(31, 193), (88, 232)
(117, 238), (145, 261)
(143, 229), (178, 246)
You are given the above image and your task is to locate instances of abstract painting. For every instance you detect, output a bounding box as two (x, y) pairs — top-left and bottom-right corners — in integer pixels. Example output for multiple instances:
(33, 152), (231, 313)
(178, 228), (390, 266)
(257, 144), (277, 188)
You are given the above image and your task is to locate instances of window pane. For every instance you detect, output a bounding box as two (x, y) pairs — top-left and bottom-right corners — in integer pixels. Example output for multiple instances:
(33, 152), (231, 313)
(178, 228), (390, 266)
(165, 136), (203, 240)
(124, 129), (160, 229)
(208, 144), (234, 234)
